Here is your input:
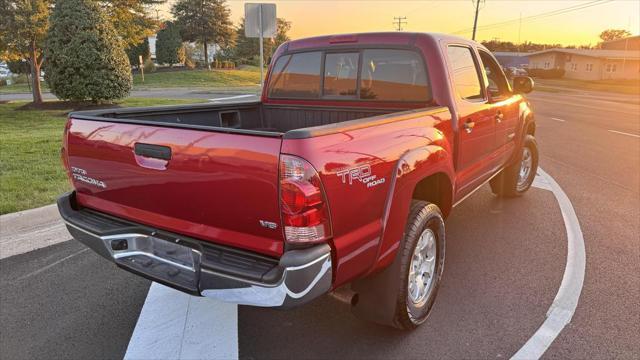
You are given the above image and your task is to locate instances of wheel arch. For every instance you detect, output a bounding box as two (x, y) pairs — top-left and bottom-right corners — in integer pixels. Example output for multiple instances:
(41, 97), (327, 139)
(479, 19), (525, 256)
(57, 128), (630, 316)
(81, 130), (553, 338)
(368, 145), (455, 276)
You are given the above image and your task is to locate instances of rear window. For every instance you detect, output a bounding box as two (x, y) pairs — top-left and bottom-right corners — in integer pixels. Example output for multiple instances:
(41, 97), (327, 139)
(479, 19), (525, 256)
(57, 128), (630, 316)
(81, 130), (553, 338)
(323, 52), (359, 97)
(268, 52), (322, 99)
(267, 48), (430, 102)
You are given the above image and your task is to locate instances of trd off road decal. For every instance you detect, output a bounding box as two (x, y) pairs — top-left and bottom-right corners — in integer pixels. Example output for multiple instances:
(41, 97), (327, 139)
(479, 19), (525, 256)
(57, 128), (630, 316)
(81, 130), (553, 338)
(336, 164), (386, 188)
(71, 167), (107, 189)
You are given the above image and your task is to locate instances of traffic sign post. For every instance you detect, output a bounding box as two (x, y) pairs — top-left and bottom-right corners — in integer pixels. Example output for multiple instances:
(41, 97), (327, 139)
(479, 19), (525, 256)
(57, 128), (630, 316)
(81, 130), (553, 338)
(244, 3), (276, 89)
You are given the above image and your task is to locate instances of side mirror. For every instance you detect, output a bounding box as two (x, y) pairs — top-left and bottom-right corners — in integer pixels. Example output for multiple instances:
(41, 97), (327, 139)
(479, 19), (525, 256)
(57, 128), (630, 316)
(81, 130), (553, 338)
(513, 76), (534, 94)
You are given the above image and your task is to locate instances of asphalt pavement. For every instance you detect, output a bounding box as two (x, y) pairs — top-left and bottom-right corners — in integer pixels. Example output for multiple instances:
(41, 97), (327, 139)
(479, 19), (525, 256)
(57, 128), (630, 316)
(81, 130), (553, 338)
(0, 87), (638, 359)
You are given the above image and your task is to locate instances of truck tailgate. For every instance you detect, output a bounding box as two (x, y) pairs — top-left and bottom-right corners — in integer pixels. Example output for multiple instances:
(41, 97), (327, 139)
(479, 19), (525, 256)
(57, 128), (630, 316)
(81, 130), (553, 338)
(64, 118), (284, 257)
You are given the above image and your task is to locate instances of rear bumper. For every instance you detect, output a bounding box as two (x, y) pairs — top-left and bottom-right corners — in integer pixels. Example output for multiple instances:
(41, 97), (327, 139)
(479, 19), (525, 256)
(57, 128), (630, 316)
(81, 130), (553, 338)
(57, 192), (332, 308)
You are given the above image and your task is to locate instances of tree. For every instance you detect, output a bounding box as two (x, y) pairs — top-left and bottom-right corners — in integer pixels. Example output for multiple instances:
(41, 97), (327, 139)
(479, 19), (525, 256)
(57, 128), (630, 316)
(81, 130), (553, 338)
(156, 21), (184, 66)
(44, 0), (132, 102)
(0, 0), (52, 104)
(273, 18), (291, 50)
(126, 37), (150, 69)
(233, 18), (291, 65)
(172, 0), (234, 70)
(599, 29), (632, 43)
(100, 0), (164, 49)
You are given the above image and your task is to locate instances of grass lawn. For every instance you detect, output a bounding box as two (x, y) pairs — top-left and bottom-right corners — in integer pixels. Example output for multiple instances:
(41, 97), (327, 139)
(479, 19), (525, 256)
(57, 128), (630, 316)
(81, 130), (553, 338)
(132, 68), (261, 89)
(0, 97), (206, 214)
(0, 82), (49, 94)
(0, 67), (262, 94)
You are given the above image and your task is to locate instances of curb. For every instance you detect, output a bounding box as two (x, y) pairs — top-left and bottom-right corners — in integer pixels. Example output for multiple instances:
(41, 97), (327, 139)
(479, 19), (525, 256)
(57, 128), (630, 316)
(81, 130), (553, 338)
(0, 204), (70, 260)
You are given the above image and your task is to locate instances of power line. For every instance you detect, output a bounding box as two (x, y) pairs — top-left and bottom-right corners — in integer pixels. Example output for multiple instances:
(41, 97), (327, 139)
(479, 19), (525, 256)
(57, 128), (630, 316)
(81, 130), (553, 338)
(393, 16), (407, 31)
(453, 0), (613, 36)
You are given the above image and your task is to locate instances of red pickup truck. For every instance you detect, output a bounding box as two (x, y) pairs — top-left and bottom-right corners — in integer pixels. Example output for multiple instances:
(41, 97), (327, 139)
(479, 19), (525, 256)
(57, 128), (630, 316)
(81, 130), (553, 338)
(57, 32), (537, 329)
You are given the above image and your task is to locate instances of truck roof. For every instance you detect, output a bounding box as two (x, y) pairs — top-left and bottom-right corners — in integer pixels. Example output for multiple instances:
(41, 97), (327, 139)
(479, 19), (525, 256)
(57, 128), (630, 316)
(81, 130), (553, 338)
(284, 32), (476, 52)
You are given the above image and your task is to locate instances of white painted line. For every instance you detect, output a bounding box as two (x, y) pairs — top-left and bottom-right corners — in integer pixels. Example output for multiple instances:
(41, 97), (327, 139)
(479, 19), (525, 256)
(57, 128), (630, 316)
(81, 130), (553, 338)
(209, 94), (256, 102)
(124, 283), (238, 360)
(550, 117), (566, 122)
(16, 248), (88, 281)
(512, 168), (586, 360)
(531, 171), (552, 192)
(607, 130), (640, 139)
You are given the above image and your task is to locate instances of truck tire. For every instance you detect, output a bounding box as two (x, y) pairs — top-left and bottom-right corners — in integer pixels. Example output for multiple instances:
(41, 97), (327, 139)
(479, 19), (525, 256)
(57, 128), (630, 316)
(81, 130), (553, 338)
(490, 135), (539, 197)
(393, 200), (446, 329)
(351, 200), (445, 330)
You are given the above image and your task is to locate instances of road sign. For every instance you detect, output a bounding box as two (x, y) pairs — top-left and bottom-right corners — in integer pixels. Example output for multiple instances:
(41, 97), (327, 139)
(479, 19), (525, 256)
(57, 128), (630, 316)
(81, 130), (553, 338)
(244, 3), (276, 38)
(244, 3), (276, 88)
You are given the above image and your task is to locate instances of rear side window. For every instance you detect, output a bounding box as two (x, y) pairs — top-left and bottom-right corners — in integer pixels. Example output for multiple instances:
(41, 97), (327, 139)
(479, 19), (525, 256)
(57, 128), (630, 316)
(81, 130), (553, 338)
(268, 52), (322, 99)
(447, 46), (484, 100)
(360, 49), (430, 101)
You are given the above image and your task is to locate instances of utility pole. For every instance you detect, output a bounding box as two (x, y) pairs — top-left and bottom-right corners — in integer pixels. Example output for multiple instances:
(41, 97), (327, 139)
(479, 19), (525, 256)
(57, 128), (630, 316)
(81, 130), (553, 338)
(471, 0), (481, 40)
(518, 12), (522, 52)
(393, 16), (407, 31)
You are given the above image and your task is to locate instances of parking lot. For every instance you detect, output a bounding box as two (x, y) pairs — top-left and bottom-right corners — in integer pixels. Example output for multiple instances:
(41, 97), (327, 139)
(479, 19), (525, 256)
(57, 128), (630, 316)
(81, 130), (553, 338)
(1, 88), (639, 359)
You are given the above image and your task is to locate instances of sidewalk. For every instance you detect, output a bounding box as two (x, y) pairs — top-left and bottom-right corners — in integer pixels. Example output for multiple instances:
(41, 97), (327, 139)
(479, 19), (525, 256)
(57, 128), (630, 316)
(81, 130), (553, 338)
(0, 204), (69, 260)
(0, 87), (260, 102)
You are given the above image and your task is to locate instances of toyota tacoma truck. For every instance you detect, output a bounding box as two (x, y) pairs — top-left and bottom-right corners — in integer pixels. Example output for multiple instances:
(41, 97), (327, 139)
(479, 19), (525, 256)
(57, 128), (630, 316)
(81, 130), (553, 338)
(57, 32), (537, 329)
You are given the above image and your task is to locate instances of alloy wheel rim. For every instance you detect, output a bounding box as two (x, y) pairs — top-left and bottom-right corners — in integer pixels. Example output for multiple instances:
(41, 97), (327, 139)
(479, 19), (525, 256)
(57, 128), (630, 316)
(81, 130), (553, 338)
(408, 228), (437, 305)
(517, 147), (533, 190)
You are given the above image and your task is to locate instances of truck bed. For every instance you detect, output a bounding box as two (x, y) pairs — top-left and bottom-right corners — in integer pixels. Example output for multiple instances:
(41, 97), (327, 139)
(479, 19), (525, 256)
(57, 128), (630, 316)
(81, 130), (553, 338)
(70, 101), (400, 136)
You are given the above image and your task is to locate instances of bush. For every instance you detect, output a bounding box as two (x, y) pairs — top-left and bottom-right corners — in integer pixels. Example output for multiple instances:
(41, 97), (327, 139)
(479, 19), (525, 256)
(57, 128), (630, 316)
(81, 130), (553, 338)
(44, 0), (132, 102)
(126, 38), (151, 69)
(12, 74), (30, 84)
(143, 58), (156, 73)
(527, 68), (565, 79)
(182, 43), (197, 69)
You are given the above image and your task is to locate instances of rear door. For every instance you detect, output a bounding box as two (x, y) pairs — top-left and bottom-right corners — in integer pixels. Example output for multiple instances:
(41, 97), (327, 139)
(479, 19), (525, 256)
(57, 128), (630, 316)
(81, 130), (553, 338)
(65, 119), (284, 257)
(446, 45), (498, 200)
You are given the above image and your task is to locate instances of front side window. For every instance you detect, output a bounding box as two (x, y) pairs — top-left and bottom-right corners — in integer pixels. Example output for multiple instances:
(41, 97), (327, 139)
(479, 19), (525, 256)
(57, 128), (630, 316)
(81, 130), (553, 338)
(268, 52), (322, 99)
(447, 46), (483, 100)
(359, 49), (430, 101)
(323, 52), (359, 97)
(478, 50), (510, 98)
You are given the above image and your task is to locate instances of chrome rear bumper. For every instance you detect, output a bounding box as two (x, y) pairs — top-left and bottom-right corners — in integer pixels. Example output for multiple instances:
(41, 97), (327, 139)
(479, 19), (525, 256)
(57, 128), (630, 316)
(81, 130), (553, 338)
(58, 192), (332, 308)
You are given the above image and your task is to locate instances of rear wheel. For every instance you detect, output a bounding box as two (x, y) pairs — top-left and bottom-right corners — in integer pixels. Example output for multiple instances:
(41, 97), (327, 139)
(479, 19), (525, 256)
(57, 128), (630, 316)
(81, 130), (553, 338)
(490, 135), (539, 197)
(394, 200), (446, 329)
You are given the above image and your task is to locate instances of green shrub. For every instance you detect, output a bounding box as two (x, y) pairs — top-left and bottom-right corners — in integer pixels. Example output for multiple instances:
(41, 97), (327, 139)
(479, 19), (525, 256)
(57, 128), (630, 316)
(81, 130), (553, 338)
(12, 74), (30, 84)
(44, 0), (132, 102)
(143, 58), (156, 73)
(126, 38), (151, 69)
(527, 68), (565, 79)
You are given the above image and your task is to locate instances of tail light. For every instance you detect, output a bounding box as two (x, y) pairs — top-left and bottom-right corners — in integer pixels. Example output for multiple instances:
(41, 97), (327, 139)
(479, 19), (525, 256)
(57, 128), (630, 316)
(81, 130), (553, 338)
(279, 154), (332, 244)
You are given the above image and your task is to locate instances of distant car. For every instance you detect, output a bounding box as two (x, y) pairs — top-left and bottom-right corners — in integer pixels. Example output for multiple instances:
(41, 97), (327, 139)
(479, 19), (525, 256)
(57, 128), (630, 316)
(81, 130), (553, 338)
(0, 68), (12, 78)
(513, 67), (528, 76)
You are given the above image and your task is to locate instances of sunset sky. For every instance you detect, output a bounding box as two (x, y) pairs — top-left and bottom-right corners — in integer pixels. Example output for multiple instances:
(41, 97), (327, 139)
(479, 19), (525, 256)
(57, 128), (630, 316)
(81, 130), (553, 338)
(159, 0), (640, 46)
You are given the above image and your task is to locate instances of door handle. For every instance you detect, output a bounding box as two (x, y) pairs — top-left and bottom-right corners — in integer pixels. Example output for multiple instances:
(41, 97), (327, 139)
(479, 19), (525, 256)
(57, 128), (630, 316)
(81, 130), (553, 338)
(463, 119), (475, 134)
(134, 143), (172, 160)
(495, 111), (504, 123)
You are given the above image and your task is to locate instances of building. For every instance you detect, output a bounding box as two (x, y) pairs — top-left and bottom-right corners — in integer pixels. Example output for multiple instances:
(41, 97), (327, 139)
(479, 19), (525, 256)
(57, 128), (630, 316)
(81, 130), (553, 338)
(526, 48), (640, 80)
